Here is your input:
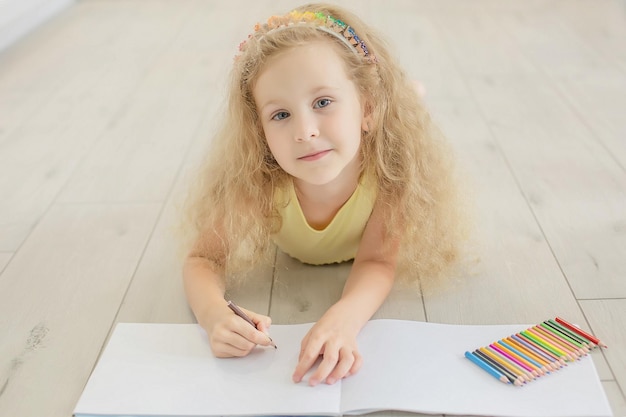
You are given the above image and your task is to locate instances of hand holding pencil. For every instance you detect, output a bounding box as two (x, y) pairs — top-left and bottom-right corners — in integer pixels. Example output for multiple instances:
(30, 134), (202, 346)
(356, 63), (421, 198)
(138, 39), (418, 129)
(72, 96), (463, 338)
(202, 300), (276, 357)
(227, 301), (277, 349)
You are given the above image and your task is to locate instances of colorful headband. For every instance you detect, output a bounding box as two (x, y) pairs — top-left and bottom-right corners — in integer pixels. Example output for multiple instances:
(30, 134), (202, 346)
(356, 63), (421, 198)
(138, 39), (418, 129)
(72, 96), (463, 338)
(237, 10), (377, 64)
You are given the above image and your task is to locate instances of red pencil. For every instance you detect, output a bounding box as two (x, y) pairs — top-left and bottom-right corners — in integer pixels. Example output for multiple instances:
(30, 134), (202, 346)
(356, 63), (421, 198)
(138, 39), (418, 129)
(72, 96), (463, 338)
(555, 317), (607, 348)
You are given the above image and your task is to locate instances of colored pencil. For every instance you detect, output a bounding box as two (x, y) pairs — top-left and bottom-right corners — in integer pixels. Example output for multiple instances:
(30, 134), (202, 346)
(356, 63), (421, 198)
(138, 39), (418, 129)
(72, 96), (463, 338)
(532, 325), (582, 359)
(546, 320), (594, 353)
(513, 333), (565, 366)
(496, 340), (545, 375)
(473, 349), (513, 379)
(526, 327), (572, 359)
(555, 317), (607, 348)
(490, 343), (538, 377)
(504, 337), (554, 372)
(474, 349), (524, 386)
(480, 346), (532, 382)
(544, 320), (586, 344)
(547, 319), (594, 347)
(541, 321), (590, 352)
(464, 317), (605, 387)
(538, 324), (587, 356)
(465, 351), (510, 384)
(521, 330), (569, 362)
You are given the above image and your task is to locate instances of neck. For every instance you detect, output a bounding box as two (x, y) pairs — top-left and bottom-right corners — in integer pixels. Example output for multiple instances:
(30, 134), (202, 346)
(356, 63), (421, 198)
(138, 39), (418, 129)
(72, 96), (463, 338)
(293, 159), (361, 205)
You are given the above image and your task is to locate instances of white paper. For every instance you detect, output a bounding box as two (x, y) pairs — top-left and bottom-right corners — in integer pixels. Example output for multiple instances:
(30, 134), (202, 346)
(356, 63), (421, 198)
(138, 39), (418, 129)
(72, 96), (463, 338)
(74, 320), (612, 417)
(75, 323), (340, 417)
(340, 320), (612, 417)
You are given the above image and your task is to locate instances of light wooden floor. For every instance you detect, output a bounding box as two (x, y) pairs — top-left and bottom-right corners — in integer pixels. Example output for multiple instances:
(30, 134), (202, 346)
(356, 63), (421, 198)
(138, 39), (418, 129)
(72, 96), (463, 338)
(0, 1), (624, 416)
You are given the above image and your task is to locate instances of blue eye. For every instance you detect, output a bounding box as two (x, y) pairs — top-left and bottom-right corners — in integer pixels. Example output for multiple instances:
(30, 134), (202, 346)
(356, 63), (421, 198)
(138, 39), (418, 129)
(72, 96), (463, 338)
(272, 111), (290, 121)
(314, 98), (332, 109)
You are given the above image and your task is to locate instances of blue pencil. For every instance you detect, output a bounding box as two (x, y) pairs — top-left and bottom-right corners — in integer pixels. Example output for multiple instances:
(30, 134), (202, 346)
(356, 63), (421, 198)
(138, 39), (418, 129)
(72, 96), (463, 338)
(465, 351), (510, 384)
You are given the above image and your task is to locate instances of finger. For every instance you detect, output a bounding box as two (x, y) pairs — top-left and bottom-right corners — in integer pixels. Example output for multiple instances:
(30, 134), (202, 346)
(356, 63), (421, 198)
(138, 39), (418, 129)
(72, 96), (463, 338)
(209, 331), (254, 357)
(298, 333), (311, 361)
(238, 308), (273, 344)
(212, 325), (256, 354)
(231, 319), (274, 347)
(308, 347), (341, 386)
(211, 341), (252, 358)
(251, 321), (275, 347)
(325, 348), (356, 385)
(245, 309), (272, 333)
(347, 350), (363, 377)
(292, 340), (324, 383)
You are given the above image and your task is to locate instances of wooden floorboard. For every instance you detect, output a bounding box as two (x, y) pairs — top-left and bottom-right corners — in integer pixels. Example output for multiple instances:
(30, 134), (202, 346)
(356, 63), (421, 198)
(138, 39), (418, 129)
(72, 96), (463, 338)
(0, 203), (161, 415)
(0, 1), (624, 416)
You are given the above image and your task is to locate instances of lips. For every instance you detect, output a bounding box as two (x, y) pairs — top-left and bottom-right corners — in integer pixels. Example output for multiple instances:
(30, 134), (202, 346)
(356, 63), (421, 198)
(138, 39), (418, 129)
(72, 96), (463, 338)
(298, 149), (331, 161)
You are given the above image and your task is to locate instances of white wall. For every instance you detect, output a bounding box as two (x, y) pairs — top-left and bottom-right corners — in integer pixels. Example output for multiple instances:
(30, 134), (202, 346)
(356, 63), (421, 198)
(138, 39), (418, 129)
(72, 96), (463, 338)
(0, 0), (75, 53)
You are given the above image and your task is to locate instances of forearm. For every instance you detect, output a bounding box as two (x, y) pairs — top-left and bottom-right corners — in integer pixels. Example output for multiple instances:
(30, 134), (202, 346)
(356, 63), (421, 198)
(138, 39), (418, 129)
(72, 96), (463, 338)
(331, 259), (396, 333)
(182, 257), (227, 331)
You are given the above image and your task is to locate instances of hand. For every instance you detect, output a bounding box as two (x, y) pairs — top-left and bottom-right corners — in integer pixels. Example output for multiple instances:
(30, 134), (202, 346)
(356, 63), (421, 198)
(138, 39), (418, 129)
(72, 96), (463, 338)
(203, 303), (274, 357)
(292, 309), (363, 386)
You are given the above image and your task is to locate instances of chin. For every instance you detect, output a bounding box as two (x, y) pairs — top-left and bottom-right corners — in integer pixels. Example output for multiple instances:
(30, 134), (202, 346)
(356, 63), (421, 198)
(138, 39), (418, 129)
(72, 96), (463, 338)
(296, 171), (342, 186)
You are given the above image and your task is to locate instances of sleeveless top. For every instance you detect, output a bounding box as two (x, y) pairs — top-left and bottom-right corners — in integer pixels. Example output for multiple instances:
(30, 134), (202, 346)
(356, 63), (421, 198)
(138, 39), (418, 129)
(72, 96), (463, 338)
(272, 178), (377, 265)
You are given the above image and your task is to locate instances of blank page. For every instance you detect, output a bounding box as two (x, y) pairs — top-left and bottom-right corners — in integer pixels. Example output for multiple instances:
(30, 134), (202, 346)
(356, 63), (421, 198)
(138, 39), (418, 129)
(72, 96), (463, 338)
(341, 320), (612, 417)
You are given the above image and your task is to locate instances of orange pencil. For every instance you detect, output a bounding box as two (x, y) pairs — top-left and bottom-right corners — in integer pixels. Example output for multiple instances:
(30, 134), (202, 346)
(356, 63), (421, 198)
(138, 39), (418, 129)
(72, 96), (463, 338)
(480, 346), (532, 382)
(490, 343), (538, 377)
(495, 341), (544, 376)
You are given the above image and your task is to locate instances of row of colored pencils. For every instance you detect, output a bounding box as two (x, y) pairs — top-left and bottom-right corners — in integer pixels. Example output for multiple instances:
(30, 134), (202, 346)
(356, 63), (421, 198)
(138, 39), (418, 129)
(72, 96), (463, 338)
(465, 317), (607, 386)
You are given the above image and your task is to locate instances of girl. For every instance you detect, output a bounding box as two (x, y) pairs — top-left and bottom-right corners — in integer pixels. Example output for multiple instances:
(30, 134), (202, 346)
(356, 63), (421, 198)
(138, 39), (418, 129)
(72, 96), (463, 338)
(183, 3), (465, 387)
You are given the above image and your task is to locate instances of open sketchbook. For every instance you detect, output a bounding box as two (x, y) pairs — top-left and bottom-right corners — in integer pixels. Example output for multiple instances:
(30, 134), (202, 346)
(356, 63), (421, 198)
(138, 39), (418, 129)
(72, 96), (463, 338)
(74, 320), (611, 417)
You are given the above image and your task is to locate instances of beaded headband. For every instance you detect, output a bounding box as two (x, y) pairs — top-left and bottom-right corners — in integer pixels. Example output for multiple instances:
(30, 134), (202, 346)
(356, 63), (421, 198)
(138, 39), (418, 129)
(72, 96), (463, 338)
(237, 10), (377, 64)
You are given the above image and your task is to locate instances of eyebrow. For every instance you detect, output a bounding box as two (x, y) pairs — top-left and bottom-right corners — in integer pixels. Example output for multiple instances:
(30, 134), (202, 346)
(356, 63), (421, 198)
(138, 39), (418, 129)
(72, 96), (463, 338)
(258, 85), (341, 114)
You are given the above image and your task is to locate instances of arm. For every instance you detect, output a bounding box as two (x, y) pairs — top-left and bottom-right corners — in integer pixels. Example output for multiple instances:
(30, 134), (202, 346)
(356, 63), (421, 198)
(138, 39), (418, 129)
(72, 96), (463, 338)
(292, 201), (400, 385)
(183, 233), (274, 357)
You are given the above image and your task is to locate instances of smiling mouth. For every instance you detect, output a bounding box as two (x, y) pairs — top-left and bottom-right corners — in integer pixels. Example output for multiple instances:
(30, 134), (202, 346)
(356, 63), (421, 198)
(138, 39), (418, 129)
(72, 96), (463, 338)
(298, 149), (331, 161)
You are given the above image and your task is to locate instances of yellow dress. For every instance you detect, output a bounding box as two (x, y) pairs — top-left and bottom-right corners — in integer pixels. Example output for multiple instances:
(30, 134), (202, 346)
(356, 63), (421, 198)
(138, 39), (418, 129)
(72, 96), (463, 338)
(272, 178), (377, 265)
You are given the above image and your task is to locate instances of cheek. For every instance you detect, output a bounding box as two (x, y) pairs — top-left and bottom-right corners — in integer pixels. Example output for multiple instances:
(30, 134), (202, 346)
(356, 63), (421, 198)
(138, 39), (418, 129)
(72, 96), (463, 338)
(263, 129), (290, 166)
(260, 123), (276, 149)
(263, 126), (279, 151)
(335, 113), (364, 149)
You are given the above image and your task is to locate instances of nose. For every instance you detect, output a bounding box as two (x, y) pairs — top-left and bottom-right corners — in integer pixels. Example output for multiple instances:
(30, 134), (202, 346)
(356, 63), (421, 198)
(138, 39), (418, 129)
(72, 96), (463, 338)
(293, 112), (319, 142)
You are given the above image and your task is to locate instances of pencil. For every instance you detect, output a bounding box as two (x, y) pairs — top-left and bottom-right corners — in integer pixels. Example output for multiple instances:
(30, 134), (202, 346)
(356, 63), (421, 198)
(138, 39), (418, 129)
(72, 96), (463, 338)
(496, 340), (545, 376)
(541, 321), (590, 352)
(480, 346), (531, 382)
(504, 338), (552, 373)
(521, 330), (569, 362)
(555, 317), (607, 348)
(535, 325), (586, 357)
(465, 351), (510, 384)
(490, 343), (538, 377)
(486, 345), (534, 381)
(505, 337), (555, 372)
(531, 326), (581, 359)
(226, 300), (277, 349)
(514, 333), (565, 367)
(474, 350), (523, 386)
(547, 319), (594, 347)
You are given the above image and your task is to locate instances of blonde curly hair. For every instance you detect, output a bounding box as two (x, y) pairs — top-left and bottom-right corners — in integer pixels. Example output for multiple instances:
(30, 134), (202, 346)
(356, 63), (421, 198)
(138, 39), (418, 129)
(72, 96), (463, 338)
(183, 3), (468, 283)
